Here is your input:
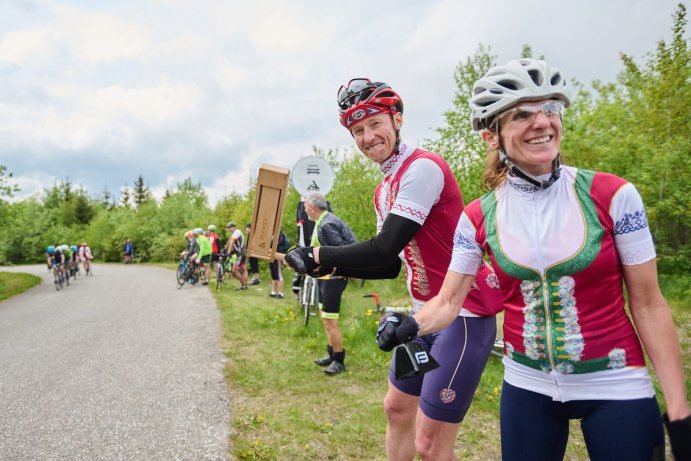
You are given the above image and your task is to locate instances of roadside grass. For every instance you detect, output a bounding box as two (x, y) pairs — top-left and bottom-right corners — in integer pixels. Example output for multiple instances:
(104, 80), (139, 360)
(212, 270), (691, 460)
(0, 271), (41, 301)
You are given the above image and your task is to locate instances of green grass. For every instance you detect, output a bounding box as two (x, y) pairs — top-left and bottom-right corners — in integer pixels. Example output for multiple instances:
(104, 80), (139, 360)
(215, 269), (689, 460)
(0, 271), (41, 301)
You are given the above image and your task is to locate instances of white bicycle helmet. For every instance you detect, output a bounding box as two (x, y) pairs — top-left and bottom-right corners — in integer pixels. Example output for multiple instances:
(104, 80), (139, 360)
(470, 58), (570, 131)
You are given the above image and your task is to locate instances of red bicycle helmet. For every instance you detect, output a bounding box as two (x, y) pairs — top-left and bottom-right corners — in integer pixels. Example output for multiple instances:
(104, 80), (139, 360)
(338, 78), (403, 129)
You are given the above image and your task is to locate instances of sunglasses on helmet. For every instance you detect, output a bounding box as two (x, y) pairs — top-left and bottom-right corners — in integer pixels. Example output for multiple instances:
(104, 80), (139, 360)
(337, 78), (378, 110)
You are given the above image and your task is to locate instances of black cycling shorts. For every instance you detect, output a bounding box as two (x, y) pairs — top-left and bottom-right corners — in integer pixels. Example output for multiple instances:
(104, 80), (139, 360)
(318, 278), (347, 315)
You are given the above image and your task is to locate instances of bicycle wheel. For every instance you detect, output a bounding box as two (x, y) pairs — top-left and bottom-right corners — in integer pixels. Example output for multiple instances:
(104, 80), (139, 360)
(303, 277), (319, 327)
(176, 263), (186, 288)
(216, 264), (224, 291)
(296, 283), (304, 316)
(54, 270), (60, 291)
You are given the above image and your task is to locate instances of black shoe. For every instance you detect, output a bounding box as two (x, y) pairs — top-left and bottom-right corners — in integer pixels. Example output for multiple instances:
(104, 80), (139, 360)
(275, 293), (284, 299)
(324, 361), (346, 375)
(249, 279), (260, 285)
(314, 355), (333, 367)
(269, 292), (277, 298)
(236, 285), (247, 291)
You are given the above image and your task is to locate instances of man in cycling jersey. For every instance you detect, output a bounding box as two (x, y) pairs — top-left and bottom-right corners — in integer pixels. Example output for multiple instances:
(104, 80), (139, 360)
(186, 230), (200, 276)
(226, 222), (249, 290)
(60, 244), (72, 284)
(79, 242), (92, 273)
(193, 228), (212, 285)
(207, 224), (221, 275)
(48, 245), (66, 285)
(46, 245), (63, 270)
(286, 78), (502, 460)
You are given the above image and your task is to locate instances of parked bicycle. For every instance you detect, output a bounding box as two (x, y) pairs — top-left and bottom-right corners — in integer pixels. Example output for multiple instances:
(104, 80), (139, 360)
(363, 293), (412, 315)
(215, 250), (231, 291)
(296, 275), (319, 326)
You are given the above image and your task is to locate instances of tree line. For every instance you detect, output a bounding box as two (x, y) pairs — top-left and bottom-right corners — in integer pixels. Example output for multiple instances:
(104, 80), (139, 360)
(1, 4), (688, 274)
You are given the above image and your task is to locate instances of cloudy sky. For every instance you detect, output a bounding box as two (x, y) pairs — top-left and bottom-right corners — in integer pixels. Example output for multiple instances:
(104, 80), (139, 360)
(0, 0), (684, 205)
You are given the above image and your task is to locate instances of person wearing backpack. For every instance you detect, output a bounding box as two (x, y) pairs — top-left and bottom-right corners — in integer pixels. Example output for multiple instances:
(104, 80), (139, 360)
(270, 230), (290, 299)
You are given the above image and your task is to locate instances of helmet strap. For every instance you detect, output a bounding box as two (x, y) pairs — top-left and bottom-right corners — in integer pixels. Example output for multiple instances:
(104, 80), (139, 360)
(498, 149), (561, 189)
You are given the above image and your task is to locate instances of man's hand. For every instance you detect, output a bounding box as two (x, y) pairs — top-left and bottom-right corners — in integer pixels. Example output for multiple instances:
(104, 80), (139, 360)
(284, 246), (318, 274)
(664, 413), (691, 460)
(376, 313), (420, 352)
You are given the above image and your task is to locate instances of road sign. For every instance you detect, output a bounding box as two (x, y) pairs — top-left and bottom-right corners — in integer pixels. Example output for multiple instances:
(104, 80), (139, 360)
(290, 155), (334, 197)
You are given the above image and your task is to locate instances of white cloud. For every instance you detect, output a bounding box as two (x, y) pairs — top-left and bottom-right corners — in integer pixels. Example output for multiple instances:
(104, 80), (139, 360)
(1, 0), (684, 209)
(216, 59), (247, 93)
(247, 8), (326, 55)
(52, 3), (152, 62)
(0, 28), (57, 64)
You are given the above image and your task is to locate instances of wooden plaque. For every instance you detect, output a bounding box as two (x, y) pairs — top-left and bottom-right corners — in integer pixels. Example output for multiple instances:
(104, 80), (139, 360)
(247, 164), (290, 261)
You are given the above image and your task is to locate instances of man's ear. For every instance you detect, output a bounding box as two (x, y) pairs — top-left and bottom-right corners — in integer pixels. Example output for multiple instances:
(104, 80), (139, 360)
(481, 129), (499, 149)
(393, 112), (403, 131)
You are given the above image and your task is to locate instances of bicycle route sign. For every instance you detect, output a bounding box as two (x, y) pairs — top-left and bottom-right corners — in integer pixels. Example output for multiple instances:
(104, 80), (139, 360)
(290, 155), (334, 197)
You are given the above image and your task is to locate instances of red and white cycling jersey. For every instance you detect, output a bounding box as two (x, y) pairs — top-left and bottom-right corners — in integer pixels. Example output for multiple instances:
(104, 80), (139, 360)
(374, 142), (502, 316)
(79, 246), (92, 260)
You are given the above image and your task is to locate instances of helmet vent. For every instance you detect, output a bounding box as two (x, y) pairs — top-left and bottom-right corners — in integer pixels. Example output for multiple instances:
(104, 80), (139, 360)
(551, 73), (563, 85)
(497, 79), (519, 91)
(528, 69), (543, 86)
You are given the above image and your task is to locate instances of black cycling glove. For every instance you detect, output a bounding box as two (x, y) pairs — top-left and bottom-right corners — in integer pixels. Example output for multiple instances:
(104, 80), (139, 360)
(376, 313), (420, 352)
(664, 413), (691, 460)
(284, 246), (318, 274)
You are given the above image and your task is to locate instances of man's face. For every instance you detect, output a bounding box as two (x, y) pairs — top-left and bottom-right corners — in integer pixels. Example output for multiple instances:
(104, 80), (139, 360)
(304, 201), (320, 221)
(350, 112), (402, 164)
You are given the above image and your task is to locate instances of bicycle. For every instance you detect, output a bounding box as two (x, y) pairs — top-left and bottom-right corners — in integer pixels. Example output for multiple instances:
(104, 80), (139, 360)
(52, 264), (63, 291)
(83, 258), (93, 276)
(296, 275), (319, 326)
(215, 250), (230, 291)
(176, 253), (201, 288)
(363, 293), (412, 315)
(364, 293), (505, 357)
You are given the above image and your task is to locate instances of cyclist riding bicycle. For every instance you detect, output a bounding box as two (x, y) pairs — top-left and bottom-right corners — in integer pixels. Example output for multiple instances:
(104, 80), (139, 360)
(79, 242), (93, 274)
(59, 244), (72, 284)
(47, 245), (65, 279)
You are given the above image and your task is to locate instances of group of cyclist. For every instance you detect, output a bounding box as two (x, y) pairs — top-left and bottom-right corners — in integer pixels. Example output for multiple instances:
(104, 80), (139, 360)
(181, 222), (248, 289)
(45, 242), (93, 289)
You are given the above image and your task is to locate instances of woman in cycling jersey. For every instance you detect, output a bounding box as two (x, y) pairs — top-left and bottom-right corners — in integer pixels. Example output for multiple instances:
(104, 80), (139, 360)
(286, 79), (502, 460)
(376, 58), (690, 461)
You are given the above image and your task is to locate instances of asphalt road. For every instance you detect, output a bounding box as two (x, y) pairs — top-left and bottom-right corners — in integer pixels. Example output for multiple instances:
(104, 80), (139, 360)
(0, 264), (230, 461)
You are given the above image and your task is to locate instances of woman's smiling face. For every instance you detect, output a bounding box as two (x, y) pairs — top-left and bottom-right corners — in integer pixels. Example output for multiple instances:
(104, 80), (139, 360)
(485, 99), (564, 176)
